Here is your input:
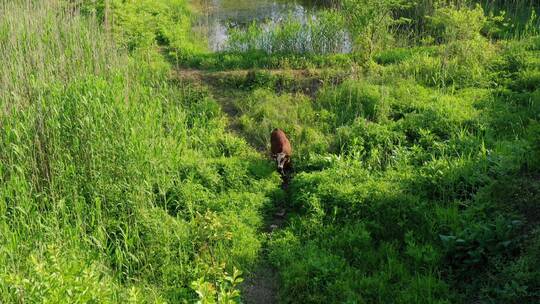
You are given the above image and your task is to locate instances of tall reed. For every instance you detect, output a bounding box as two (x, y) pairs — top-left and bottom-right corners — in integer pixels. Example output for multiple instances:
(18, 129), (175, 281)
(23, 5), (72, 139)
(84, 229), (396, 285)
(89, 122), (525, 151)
(0, 1), (276, 302)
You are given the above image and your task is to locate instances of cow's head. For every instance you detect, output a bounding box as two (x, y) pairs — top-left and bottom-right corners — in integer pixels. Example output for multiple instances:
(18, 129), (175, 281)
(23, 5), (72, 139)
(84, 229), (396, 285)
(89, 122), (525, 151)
(275, 152), (289, 174)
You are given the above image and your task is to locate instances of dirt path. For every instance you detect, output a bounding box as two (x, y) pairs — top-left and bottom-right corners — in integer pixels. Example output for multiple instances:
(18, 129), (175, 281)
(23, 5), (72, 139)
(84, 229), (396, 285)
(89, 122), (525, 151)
(242, 263), (279, 304)
(242, 180), (291, 304)
(175, 67), (296, 304)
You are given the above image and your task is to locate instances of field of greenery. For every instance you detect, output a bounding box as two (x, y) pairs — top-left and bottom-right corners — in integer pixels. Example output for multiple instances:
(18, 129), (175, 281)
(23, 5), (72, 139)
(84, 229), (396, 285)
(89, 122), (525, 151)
(1, 0), (539, 303)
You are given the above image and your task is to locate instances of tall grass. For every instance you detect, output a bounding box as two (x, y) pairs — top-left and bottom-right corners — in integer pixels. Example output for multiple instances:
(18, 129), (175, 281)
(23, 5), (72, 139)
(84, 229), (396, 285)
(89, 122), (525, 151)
(0, 1), (132, 300)
(0, 0), (123, 108)
(0, 0), (278, 302)
(226, 10), (350, 54)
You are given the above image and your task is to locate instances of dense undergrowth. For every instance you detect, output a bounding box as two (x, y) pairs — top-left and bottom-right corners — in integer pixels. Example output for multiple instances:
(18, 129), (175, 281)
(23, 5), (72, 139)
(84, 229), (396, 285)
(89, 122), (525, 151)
(229, 38), (540, 302)
(221, 2), (540, 303)
(1, 0), (539, 303)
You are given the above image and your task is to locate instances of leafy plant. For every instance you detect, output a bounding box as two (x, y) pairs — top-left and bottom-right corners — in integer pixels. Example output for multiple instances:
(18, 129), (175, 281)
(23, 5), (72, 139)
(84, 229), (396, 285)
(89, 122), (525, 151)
(191, 268), (244, 304)
(439, 218), (523, 276)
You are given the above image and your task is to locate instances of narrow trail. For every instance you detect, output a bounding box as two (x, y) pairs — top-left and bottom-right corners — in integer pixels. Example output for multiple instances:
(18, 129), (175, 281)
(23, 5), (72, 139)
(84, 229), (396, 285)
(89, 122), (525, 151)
(176, 65), (349, 303)
(175, 67), (300, 303)
(242, 175), (293, 304)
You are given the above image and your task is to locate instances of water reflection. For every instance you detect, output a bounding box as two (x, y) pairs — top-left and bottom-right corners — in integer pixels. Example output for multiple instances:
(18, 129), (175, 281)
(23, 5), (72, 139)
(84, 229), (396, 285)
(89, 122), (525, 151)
(192, 0), (325, 51)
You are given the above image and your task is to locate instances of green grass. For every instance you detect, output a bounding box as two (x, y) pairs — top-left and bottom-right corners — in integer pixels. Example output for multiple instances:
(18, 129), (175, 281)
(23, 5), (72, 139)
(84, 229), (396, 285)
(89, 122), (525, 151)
(181, 51), (356, 71)
(0, 1), (280, 302)
(227, 17), (540, 304)
(1, 0), (539, 303)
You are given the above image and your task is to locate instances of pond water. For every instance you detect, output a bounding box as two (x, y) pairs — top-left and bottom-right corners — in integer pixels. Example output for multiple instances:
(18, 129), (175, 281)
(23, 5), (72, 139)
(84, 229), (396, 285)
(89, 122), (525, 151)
(192, 0), (334, 52)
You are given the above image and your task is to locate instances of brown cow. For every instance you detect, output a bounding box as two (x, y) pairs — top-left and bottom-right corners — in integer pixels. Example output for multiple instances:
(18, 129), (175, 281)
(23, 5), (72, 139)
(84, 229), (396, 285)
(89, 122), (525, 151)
(270, 128), (292, 175)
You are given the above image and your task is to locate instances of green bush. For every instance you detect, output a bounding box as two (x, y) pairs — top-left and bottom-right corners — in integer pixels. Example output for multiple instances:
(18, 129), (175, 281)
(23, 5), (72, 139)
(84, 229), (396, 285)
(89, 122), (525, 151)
(428, 4), (487, 43)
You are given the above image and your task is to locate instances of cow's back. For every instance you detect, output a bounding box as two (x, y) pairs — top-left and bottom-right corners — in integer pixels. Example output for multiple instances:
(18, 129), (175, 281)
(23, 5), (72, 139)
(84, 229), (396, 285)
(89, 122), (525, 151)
(271, 128), (292, 156)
